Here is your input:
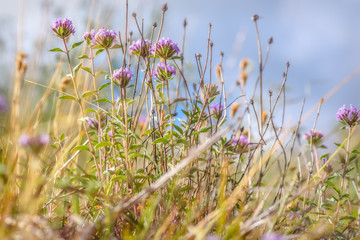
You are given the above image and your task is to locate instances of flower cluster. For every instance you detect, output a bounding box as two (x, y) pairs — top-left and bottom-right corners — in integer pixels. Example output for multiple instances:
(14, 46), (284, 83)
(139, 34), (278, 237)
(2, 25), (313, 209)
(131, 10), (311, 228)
(260, 233), (285, 240)
(91, 28), (117, 49)
(151, 38), (180, 59)
(203, 83), (220, 99)
(152, 62), (176, 81)
(303, 129), (323, 145)
(336, 104), (360, 127)
(322, 157), (333, 173)
(210, 102), (224, 118)
(232, 135), (249, 148)
(83, 29), (96, 45)
(113, 68), (133, 88)
(51, 18), (75, 39)
(129, 39), (151, 57)
(138, 115), (148, 132)
(19, 134), (50, 153)
(232, 135), (250, 153)
(0, 94), (8, 113)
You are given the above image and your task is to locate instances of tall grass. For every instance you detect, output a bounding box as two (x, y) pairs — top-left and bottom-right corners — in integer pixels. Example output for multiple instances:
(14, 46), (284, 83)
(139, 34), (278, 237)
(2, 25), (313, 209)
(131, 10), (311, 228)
(1, 2), (360, 240)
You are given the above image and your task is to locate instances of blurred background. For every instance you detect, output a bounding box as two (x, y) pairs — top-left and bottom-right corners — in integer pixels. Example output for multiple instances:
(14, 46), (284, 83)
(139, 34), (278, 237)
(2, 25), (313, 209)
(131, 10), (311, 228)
(2, 0), (360, 145)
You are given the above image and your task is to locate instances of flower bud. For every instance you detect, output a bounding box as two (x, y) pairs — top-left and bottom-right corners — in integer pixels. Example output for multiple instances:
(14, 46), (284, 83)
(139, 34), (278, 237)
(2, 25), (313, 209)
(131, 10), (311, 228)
(129, 39), (151, 57)
(336, 104), (360, 127)
(91, 28), (117, 49)
(51, 18), (75, 40)
(113, 68), (133, 88)
(152, 63), (176, 81)
(151, 38), (180, 59)
(19, 133), (50, 153)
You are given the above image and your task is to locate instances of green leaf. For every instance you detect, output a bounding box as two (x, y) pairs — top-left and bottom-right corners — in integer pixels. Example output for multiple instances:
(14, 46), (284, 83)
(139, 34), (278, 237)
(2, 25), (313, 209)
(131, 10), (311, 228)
(95, 49), (104, 56)
(95, 141), (112, 149)
(96, 71), (107, 76)
(81, 66), (93, 74)
(111, 175), (127, 182)
(99, 83), (111, 92)
(59, 95), (77, 101)
(73, 63), (82, 75)
(78, 54), (90, 59)
(94, 98), (111, 103)
(72, 145), (90, 152)
(130, 144), (143, 151)
(142, 129), (152, 136)
(49, 48), (65, 53)
(171, 98), (188, 105)
(85, 108), (96, 114)
(156, 83), (163, 90)
(129, 153), (143, 159)
(171, 56), (182, 60)
(181, 110), (189, 117)
(156, 99), (167, 105)
(153, 138), (170, 145)
(340, 215), (356, 221)
(126, 99), (136, 106)
(352, 149), (360, 154)
(173, 124), (183, 135)
(110, 44), (122, 49)
(82, 90), (97, 98)
(70, 41), (84, 51)
(199, 126), (212, 133)
(179, 186), (194, 192)
(176, 138), (189, 146)
(334, 142), (343, 147)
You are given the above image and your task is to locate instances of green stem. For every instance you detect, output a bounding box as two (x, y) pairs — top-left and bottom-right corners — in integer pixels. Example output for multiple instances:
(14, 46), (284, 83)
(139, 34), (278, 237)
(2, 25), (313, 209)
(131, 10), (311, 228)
(62, 38), (101, 179)
(334, 126), (352, 224)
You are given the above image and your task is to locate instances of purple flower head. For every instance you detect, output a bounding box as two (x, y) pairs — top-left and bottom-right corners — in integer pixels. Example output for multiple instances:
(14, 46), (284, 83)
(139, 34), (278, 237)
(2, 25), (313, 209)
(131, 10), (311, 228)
(113, 68), (133, 88)
(129, 39), (151, 57)
(138, 115), (148, 131)
(205, 234), (222, 240)
(91, 28), (117, 49)
(83, 29), (96, 45)
(210, 102), (224, 118)
(152, 62), (176, 81)
(138, 115), (147, 124)
(0, 94), (8, 113)
(322, 157), (333, 173)
(303, 129), (323, 145)
(232, 134), (250, 153)
(150, 38), (180, 59)
(260, 233), (286, 240)
(114, 97), (121, 110)
(232, 135), (249, 147)
(51, 18), (75, 39)
(107, 131), (113, 138)
(336, 104), (360, 127)
(88, 117), (98, 129)
(19, 133), (50, 153)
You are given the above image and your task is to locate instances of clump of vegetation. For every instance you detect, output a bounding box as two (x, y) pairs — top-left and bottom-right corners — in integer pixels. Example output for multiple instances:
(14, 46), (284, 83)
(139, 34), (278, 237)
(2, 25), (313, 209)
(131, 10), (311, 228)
(1, 2), (360, 240)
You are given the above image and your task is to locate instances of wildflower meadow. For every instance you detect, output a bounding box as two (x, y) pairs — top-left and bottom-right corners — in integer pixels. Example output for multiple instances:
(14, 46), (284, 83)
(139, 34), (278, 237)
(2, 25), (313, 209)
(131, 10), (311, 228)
(1, 1), (360, 239)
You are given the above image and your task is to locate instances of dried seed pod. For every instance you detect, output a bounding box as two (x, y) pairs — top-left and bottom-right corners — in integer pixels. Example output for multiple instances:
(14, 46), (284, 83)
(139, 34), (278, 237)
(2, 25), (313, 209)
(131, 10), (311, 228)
(261, 110), (268, 125)
(216, 64), (222, 79)
(240, 59), (249, 71)
(230, 102), (241, 118)
(240, 72), (248, 86)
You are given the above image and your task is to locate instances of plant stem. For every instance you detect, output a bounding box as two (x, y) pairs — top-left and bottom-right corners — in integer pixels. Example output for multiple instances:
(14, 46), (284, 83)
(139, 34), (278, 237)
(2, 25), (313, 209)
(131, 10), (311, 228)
(334, 126), (352, 224)
(89, 47), (103, 179)
(62, 38), (100, 179)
